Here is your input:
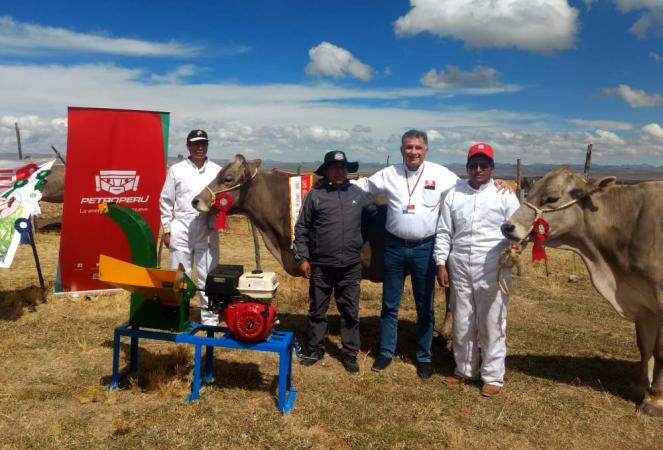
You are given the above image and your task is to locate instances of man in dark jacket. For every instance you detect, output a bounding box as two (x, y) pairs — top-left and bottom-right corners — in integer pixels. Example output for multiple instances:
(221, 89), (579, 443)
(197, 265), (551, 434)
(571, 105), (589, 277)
(294, 150), (377, 373)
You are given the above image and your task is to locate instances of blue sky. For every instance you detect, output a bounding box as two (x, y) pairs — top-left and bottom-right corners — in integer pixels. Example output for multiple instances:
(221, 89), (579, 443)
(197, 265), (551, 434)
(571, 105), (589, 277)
(0, 0), (662, 166)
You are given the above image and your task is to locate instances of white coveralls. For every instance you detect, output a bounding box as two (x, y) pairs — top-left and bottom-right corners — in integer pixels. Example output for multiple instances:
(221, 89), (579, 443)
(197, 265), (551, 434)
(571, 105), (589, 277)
(160, 157), (222, 325)
(433, 180), (520, 386)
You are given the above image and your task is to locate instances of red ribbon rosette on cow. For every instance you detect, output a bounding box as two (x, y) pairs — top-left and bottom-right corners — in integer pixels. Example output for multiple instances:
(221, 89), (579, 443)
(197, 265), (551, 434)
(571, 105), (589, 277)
(213, 193), (233, 230)
(531, 217), (550, 261)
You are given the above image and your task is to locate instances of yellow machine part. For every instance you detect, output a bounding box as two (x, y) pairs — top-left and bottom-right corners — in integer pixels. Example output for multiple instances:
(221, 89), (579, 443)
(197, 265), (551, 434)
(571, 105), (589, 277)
(98, 254), (189, 306)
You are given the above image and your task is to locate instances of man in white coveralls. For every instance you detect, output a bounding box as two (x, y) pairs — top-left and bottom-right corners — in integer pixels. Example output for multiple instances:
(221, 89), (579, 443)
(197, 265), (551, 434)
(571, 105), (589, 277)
(160, 129), (222, 325)
(434, 143), (521, 396)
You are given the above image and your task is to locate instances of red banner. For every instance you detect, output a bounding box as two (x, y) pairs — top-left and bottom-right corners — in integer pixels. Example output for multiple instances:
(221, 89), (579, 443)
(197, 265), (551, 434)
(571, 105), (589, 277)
(56, 107), (168, 293)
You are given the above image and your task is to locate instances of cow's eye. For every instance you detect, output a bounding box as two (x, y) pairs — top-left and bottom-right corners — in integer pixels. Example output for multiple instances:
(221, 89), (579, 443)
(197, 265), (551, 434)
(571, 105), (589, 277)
(544, 196), (559, 204)
(224, 175), (233, 183)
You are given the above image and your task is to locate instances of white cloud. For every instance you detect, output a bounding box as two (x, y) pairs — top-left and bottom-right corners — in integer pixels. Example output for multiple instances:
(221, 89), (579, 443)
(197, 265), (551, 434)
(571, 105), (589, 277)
(650, 51), (663, 61)
(593, 129), (625, 145)
(570, 118), (633, 130)
(0, 62), (659, 165)
(613, 0), (663, 39)
(420, 65), (500, 88)
(642, 123), (663, 141)
(0, 16), (199, 57)
(602, 84), (663, 107)
(305, 42), (373, 81)
(394, 0), (579, 53)
(150, 65), (198, 84)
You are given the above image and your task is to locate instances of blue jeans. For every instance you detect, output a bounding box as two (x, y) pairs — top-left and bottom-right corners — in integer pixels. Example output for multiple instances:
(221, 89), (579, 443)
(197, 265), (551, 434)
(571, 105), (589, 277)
(379, 235), (436, 363)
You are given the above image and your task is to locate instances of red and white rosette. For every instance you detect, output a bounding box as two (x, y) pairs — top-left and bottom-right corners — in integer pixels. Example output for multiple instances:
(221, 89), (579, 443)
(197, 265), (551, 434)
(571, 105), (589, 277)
(212, 193), (233, 230)
(531, 217), (550, 261)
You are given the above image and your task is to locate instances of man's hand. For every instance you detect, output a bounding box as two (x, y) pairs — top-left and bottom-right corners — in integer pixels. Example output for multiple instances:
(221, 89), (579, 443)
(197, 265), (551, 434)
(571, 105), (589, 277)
(163, 232), (171, 249)
(436, 265), (449, 288)
(299, 260), (311, 279)
(494, 179), (515, 194)
(510, 240), (523, 254)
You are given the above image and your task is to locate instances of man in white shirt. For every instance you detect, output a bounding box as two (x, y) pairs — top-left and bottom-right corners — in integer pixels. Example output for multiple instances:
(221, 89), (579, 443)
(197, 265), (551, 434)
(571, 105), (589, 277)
(353, 129), (459, 379)
(159, 129), (222, 326)
(434, 143), (521, 396)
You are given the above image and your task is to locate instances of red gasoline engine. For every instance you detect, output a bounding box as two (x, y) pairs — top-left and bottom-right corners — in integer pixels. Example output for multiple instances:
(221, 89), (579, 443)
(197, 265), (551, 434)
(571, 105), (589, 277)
(204, 265), (279, 342)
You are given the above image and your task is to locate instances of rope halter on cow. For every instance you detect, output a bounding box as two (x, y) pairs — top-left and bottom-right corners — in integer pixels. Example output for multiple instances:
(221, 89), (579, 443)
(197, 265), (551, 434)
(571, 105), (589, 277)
(497, 197), (581, 293)
(205, 167), (259, 230)
(521, 197), (579, 262)
(205, 166), (259, 200)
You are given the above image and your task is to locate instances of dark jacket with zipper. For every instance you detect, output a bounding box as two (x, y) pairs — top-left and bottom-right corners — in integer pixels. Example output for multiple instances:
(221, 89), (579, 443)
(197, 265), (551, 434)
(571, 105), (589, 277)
(294, 179), (377, 267)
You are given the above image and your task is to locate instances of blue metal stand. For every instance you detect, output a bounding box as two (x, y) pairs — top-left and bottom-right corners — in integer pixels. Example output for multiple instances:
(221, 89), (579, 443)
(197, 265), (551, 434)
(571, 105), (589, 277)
(109, 322), (297, 414)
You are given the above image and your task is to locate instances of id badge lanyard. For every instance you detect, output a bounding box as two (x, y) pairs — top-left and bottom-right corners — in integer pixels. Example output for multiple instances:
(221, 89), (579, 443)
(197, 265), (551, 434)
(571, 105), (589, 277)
(403, 163), (425, 214)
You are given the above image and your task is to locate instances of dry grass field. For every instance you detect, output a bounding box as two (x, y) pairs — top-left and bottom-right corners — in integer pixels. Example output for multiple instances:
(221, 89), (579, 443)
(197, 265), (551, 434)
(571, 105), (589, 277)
(1, 203), (662, 449)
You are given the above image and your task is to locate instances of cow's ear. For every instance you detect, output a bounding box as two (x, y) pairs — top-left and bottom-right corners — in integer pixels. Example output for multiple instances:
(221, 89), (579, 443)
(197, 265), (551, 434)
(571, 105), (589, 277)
(593, 176), (616, 193)
(244, 159), (262, 179)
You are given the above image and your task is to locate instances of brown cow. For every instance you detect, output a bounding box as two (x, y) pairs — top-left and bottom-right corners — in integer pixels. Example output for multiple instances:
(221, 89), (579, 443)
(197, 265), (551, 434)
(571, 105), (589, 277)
(40, 164), (65, 203)
(501, 167), (663, 416)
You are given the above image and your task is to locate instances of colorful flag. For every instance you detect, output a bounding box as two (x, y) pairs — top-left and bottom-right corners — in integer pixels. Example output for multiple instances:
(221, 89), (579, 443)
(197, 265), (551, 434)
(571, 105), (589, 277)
(0, 160), (55, 268)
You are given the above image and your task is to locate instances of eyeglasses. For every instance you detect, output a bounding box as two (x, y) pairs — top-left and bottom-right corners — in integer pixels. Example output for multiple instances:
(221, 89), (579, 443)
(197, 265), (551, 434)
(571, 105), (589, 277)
(468, 162), (492, 171)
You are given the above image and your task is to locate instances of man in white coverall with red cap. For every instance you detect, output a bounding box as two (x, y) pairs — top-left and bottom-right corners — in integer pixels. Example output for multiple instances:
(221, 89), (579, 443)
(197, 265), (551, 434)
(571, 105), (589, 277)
(160, 129), (222, 325)
(434, 143), (521, 397)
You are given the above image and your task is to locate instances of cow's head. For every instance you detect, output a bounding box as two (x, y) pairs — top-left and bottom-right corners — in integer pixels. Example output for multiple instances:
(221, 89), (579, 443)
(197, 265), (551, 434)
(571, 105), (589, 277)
(192, 154), (262, 213)
(501, 167), (616, 245)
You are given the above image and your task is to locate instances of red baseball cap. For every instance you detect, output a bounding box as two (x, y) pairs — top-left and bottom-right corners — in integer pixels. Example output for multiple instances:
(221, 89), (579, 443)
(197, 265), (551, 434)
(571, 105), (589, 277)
(467, 143), (494, 161)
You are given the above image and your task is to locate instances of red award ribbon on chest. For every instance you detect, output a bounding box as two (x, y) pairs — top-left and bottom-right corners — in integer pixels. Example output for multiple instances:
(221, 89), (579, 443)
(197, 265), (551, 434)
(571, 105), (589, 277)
(531, 217), (550, 261)
(212, 193), (233, 230)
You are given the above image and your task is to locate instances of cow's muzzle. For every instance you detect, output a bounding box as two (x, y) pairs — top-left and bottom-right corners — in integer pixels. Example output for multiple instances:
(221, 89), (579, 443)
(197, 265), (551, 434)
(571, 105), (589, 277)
(501, 222), (517, 240)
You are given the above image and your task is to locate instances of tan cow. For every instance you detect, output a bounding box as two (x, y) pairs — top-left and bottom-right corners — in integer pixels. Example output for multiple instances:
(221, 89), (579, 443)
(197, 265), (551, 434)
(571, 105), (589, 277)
(501, 167), (663, 416)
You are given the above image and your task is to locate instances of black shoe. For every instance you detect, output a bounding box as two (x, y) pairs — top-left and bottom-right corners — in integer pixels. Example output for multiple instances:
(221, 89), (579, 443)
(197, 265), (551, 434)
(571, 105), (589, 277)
(416, 361), (432, 379)
(301, 351), (324, 366)
(341, 355), (359, 373)
(372, 355), (392, 372)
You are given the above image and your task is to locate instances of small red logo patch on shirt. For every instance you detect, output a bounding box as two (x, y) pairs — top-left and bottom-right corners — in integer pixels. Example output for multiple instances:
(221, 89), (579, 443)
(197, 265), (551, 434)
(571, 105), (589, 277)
(424, 180), (436, 189)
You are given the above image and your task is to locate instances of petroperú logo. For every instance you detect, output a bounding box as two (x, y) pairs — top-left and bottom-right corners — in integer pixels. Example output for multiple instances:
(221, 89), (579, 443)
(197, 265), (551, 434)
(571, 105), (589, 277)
(81, 169), (149, 205)
(95, 170), (140, 195)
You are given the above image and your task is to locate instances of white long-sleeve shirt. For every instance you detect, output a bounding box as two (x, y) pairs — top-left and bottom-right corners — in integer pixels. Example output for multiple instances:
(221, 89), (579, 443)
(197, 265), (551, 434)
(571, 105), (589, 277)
(433, 179), (520, 265)
(352, 162), (459, 240)
(159, 158), (222, 233)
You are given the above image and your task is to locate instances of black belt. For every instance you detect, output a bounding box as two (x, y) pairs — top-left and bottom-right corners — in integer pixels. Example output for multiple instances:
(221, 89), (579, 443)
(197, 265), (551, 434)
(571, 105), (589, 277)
(386, 232), (435, 246)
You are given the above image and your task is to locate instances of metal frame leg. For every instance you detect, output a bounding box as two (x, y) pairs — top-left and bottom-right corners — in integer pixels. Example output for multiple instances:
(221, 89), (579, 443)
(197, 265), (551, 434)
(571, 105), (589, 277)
(277, 337), (297, 414)
(203, 328), (215, 383)
(187, 344), (203, 402)
(129, 336), (139, 374)
(110, 326), (122, 388)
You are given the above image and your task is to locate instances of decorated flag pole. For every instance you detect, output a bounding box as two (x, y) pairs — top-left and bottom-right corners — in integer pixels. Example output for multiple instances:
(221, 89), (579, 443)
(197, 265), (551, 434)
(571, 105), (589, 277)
(15, 219), (45, 291)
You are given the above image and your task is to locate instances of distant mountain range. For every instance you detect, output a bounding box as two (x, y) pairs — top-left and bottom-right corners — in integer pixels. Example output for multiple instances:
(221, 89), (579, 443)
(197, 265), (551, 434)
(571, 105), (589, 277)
(2, 153), (662, 181)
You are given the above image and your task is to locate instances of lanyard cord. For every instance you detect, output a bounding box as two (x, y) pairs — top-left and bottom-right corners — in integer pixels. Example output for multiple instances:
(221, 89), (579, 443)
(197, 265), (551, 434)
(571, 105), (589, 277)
(404, 163), (425, 204)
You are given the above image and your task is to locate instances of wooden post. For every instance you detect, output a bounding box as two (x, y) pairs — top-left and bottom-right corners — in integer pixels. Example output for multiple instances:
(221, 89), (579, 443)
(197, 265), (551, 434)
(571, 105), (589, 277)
(15, 122), (23, 160)
(583, 143), (593, 181)
(51, 145), (66, 165)
(516, 158), (523, 203)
